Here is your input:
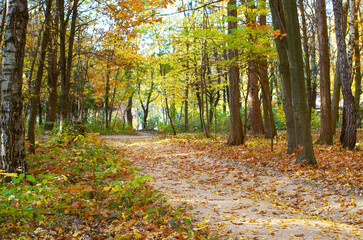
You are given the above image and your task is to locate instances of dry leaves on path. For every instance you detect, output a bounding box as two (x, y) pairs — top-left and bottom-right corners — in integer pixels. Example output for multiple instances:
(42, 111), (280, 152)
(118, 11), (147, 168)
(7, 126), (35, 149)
(104, 133), (362, 240)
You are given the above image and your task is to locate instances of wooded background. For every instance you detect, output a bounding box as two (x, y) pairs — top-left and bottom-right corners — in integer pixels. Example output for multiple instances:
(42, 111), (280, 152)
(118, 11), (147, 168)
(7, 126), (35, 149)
(0, 0), (362, 173)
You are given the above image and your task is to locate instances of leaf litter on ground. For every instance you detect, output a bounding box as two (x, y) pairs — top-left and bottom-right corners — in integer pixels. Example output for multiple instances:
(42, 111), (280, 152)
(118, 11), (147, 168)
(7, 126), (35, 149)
(104, 130), (362, 239)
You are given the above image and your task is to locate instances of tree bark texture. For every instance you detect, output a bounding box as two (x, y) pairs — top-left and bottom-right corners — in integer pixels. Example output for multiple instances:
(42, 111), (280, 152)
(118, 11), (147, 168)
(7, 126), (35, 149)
(227, 0), (244, 146)
(44, 14), (59, 131)
(353, 0), (361, 126)
(57, 0), (66, 129)
(347, 0), (355, 83)
(332, 0), (357, 149)
(259, 59), (277, 139)
(297, 0), (312, 118)
(331, 65), (341, 134)
(258, 5), (276, 139)
(248, 60), (264, 135)
(331, 0), (348, 134)
(282, 0), (316, 164)
(316, 0), (333, 145)
(269, 0), (296, 154)
(0, 0), (7, 47)
(0, 0), (28, 174)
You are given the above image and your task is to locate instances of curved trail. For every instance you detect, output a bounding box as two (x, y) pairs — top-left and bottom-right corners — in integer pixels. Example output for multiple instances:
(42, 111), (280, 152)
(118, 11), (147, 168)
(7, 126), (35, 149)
(103, 134), (362, 239)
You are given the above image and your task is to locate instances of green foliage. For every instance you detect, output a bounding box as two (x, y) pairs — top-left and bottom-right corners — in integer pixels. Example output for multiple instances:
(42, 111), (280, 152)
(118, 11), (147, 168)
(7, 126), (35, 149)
(0, 173), (53, 228)
(86, 119), (137, 135)
(273, 104), (321, 130)
(311, 108), (321, 129)
(273, 104), (286, 130)
(157, 107), (230, 134)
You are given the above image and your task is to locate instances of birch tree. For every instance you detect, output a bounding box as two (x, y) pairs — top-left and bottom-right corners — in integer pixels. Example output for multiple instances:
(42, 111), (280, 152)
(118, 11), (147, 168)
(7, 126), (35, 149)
(0, 0), (28, 175)
(332, 0), (357, 149)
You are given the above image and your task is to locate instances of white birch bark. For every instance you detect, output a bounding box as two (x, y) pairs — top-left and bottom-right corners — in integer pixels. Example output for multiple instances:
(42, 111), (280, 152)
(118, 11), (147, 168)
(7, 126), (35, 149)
(0, 0), (28, 174)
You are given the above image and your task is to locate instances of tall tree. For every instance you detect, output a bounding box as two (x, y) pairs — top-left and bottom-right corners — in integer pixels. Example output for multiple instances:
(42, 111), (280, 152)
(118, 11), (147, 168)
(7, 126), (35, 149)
(352, 0), (361, 126)
(316, 0), (333, 145)
(258, 1), (276, 139)
(331, 1), (349, 134)
(57, 0), (66, 130)
(59, 0), (79, 130)
(0, 0), (28, 174)
(269, 0), (296, 154)
(297, 0), (313, 118)
(248, 60), (264, 135)
(227, 0), (244, 145)
(282, 0), (316, 164)
(245, 0), (264, 136)
(28, 0), (53, 153)
(44, 13), (59, 131)
(139, 78), (157, 129)
(332, 0), (357, 149)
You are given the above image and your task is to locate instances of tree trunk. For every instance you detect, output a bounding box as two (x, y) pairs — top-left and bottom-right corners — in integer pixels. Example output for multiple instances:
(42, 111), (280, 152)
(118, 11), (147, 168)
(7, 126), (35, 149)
(347, 0), (355, 84)
(196, 88), (208, 134)
(184, 84), (189, 132)
(38, 102), (43, 125)
(57, 0), (66, 131)
(59, 0), (78, 129)
(269, 0), (296, 154)
(297, 0), (312, 118)
(353, 0), (361, 126)
(331, 0), (348, 134)
(259, 60), (277, 139)
(126, 95), (133, 128)
(227, 0), (244, 146)
(248, 60), (264, 135)
(282, 0), (316, 164)
(310, 20), (318, 110)
(109, 86), (117, 125)
(0, 0), (28, 175)
(184, 44), (189, 132)
(0, 0), (7, 47)
(316, 0), (333, 145)
(199, 45), (210, 137)
(139, 80), (155, 130)
(332, 0), (357, 149)
(165, 97), (176, 135)
(259, 3), (276, 139)
(44, 14), (59, 131)
(28, 0), (52, 154)
(104, 58), (110, 129)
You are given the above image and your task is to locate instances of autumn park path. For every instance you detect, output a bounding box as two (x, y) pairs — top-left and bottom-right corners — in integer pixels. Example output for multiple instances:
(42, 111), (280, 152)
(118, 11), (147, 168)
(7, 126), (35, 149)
(103, 134), (362, 240)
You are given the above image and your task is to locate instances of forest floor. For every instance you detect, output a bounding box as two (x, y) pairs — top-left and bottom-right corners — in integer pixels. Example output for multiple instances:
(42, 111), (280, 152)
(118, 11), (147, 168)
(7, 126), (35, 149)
(104, 132), (363, 240)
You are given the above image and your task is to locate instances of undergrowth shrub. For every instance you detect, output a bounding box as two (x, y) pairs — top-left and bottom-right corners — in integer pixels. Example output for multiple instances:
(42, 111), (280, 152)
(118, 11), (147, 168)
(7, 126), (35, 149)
(0, 133), (210, 239)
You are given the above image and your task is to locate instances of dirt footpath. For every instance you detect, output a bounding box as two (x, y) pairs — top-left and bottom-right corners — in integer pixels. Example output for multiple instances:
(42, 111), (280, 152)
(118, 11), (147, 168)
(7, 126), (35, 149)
(103, 134), (362, 240)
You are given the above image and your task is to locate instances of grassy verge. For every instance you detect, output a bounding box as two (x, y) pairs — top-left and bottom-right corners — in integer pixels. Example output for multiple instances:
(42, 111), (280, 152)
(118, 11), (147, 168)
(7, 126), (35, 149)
(0, 133), (212, 239)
